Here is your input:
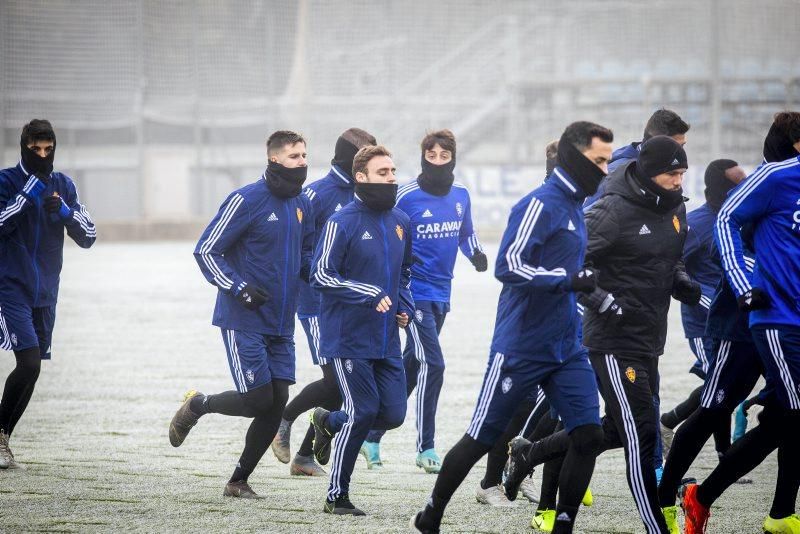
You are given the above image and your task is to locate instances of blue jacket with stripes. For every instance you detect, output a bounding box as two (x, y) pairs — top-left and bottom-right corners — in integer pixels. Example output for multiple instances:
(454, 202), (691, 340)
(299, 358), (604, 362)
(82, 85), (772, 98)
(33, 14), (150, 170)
(311, 197), (414, 360)
(681, 204), (723, 339)
(297, 166), (355, 318)
(490, 167), (586, 361)
(395, 179), (483, 304)
(194, 174), (314, 336)
(0, 162), (96, 307)
(715, 156), (800, 328)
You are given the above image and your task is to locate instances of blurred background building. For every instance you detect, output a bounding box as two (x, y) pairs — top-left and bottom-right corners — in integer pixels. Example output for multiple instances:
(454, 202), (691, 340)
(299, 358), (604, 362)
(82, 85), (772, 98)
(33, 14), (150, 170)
(1, 0), (798, 237)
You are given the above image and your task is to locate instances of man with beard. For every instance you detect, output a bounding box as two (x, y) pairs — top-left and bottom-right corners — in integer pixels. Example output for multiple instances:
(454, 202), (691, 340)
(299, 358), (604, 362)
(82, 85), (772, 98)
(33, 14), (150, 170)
(411, 121), (613, 534)
(271, 128), (377, 477)
(681, 112), (800, 534)
(308, 145), (414, 515)
(659, 159), (746, 462)
(0, 119), (96, 469)
(361, 129), (487, 474)
(167, 130), (314, 498)
(506, 136), (702, 534)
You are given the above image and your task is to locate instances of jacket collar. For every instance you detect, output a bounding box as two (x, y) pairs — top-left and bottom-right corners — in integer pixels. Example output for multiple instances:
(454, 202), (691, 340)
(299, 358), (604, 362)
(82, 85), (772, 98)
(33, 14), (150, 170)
(551, 167), (587, 201)
(331, 165), (354, 185)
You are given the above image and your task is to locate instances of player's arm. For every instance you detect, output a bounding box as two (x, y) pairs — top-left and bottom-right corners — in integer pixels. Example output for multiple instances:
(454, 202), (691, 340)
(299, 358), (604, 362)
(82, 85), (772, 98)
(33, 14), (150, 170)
(0, 174), (46, 236)
(458, 193), (487, 272)
(193, 192), (249, 295)
(311, 219), (388, 309)
(495, 196), (570, 291)
(398, 220), (415, 317)
(54, 179), (96, 248)
(299, 195), (315, 282)
(714, 169), (774, 301)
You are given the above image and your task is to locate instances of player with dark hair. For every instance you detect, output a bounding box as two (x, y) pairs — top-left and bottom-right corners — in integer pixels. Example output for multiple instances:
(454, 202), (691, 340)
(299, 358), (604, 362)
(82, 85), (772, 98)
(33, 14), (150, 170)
(660, 159), (746, 459)
(0, 119), (96, 469)
(506, 136), (701, 534)
(361, 129), (487, 474)
(167, 130), (314, 498)
(271, 127), (377, 477)
(411, 121), (614, 534)
(308, 145), (415, 516)
(682, 111), (800, 534)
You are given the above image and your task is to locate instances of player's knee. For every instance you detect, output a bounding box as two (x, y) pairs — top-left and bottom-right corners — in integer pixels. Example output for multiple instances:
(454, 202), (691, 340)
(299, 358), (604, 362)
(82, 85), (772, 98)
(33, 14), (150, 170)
(242, 385), (274, 418)
(15, 349), (41, 380)
(569, 424), (604, 456)
(381, 402), (407, 430)
(271, 380), (290, 409)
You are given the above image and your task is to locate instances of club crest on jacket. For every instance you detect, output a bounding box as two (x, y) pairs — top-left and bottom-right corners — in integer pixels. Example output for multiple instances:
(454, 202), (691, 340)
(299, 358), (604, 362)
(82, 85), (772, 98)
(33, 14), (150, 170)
(297, 207), (303, 223)
(625, 367), (636, 383)
(672, 215), (680, 233)
(396, 224), (404, 241)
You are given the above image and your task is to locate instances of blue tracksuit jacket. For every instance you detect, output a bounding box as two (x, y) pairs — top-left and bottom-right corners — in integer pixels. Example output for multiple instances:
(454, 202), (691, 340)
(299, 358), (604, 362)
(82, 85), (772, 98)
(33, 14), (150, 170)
(311, 198), (414, 360)
(491, 167), (586, 361)
(395, 180), (483, 304)
(681, 204), (724, 338)
(194, 173), (314, 336)
(297, 165), (355, 318)
(0, 162), (96, 307)
(715, 156), (800, 328)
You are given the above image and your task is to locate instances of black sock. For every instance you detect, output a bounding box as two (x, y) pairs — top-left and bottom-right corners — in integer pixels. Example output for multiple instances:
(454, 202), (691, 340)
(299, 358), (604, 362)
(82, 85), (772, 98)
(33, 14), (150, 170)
(0, 348), (41, 435)
(482, 398), (535, 489)
(282, 363), (339, 422)
(526, 412), (559, 442)
(661, 385), (703, 429)
(422, 434), (490, 527)
(527, 428), (571, 467)
(712, 415), (731, 456)
(539, 456), (563, 509)
(298, 423), (315, 457)
(189, 394), (209, 416)
(556, 425), (602, 512)
(770, 411), (800, 518)
(552, 504), (579, 534)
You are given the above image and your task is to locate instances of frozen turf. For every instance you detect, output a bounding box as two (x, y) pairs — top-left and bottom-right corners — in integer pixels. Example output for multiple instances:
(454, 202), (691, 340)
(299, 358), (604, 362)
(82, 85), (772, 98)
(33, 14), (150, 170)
(0, 241), (774, 532)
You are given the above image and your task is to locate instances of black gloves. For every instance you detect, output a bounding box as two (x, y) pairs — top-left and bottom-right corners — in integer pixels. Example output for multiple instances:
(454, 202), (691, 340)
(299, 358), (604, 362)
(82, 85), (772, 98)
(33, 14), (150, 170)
(470, 251), (488, 272)
(565, 267), (597, 293)
(579, 287), (628, 327)
(673, 270), (702, 305)
(235, 283), (269, 310)
(737, 287), (770, 312)
(299, 264), (311, 283)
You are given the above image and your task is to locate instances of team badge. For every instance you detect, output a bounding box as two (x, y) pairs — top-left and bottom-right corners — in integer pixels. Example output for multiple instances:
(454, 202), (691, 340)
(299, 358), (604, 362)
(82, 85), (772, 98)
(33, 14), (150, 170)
(502, 376), (513, 394)
(716, 389), (725, 405)
(296, 208), (303, 223)
(625, 367), (636, 383)
(10, 333), (17, 346)
(395, 224), (404, 241)
(672, 215), (680, 233)
(245, 369), (255, 384)
(345, 359), (353, 374)
(456, 202), (463, 217)
(415, 309), (424, 323)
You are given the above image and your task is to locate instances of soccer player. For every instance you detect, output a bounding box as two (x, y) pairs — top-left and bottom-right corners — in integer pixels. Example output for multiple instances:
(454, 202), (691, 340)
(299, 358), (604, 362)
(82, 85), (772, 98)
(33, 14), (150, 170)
(0, 119), (96, 469)
(362, 129), (487, 473)
(309, 145), (414, 516)
(411, 121), (614, 534)
(681, 111), (800, 534)
(505, 136), (702, 534)
(660, 159), (746, 458)
(271, 128), (377, 477)
(167, 130), (313, 498)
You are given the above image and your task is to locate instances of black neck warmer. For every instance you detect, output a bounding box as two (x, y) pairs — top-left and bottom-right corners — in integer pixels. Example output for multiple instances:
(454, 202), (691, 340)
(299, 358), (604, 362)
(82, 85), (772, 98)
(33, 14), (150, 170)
(266, 161), (307, 198)
(556, 140), (606, 196)
(331, 137), (359, 181)
(355, 182), (397, 211)
(418, 155), (456, 196)
(20, 140), (55, 179)
(631, 165), (685, 213)
(763, 122), (800, 163)
(704, 159), (739, 213)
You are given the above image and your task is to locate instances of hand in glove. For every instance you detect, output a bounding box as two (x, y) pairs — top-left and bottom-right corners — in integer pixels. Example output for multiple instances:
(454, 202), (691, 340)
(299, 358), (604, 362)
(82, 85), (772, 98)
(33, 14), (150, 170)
(672, 270), (702, 305)
(469, 251), (488, 272)
(235, 283), (269, 310)
(737, 287), (770, 312)
(44, 194), (72, 221)
(563, 267), (597, 293)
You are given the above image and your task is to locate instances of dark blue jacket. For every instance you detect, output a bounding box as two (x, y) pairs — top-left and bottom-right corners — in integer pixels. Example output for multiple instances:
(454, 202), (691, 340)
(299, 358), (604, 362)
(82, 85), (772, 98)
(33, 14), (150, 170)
(681, 204), (723, 338)
(0, 162), (96, 307)
(491, 167), (586, 361)
(297, 166), (355, 318)
(312, 198), (414, 360)
(194, 174), (314, 336)
(584, 142), (640, 209)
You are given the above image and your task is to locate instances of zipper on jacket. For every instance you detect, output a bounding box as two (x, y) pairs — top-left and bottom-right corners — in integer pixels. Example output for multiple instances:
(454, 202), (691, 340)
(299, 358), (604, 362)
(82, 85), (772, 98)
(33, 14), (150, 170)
(278, 201), (291, 334)
(380, 214), (390, 357)
(32, 195), (42, 307)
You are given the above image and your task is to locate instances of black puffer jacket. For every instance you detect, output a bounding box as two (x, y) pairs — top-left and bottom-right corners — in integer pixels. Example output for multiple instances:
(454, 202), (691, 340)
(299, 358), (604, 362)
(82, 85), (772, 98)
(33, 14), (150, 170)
(582, 161), (688, 358)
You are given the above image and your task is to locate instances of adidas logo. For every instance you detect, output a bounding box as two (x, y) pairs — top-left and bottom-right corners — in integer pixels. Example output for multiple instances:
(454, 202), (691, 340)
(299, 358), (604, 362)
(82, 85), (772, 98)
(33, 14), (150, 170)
(671, 158), (680, 165)
(422, 209), (433, 218)
(334, 203), (342, 212)
(267, 212), (278, 222)
(361, 231), (372, 240)
(556, 512), (572, 522)
(639, 224), (651, 235)
(567, 219), (576, 231)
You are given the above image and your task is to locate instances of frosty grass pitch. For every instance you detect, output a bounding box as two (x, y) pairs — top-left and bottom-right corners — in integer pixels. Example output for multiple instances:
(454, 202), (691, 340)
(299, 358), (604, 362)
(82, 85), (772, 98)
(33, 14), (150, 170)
(0, 242), (776, 532)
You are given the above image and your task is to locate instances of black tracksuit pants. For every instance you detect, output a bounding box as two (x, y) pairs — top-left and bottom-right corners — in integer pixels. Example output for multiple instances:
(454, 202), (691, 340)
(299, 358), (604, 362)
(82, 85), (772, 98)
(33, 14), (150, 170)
(590, 351), (669, 534)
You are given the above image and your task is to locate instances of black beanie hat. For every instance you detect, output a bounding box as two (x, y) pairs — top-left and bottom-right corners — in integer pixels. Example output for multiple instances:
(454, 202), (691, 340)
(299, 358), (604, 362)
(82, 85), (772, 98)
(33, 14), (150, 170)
(704, 159), (739, 212)
(762, 117), (800, 163)
(635, 135), (688, 178)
